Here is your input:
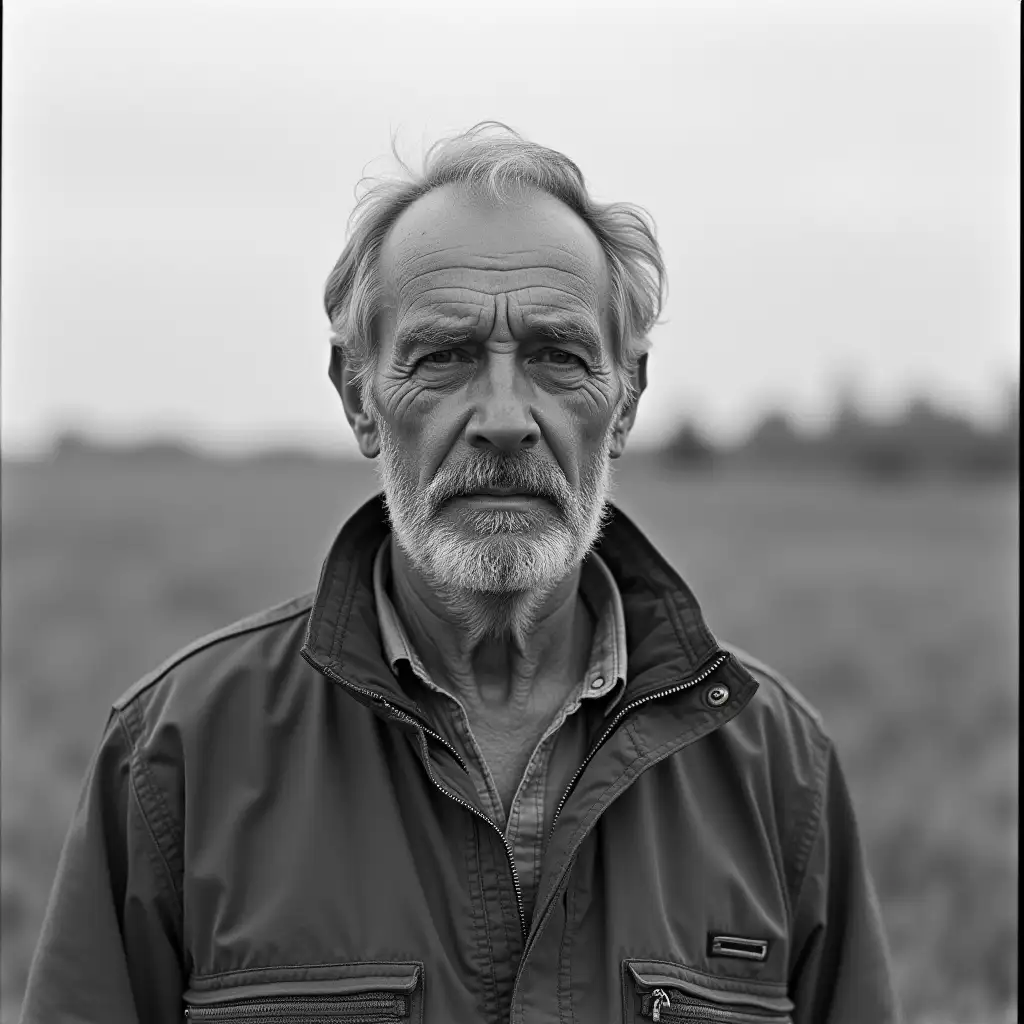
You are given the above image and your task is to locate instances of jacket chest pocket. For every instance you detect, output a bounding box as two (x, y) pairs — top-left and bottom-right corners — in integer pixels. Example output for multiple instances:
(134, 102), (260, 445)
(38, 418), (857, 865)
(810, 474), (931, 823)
(184, 963), (423, 1024)
(624, 961), (792, 1024)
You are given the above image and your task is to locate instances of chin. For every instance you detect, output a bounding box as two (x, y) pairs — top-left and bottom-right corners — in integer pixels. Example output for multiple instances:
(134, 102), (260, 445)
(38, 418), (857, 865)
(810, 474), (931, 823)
(421, 529), (579, 595)
(452, 505), (554, 537)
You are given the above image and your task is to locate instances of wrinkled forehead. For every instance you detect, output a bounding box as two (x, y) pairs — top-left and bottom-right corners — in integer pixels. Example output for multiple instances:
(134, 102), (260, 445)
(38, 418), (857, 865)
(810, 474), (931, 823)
(378, 185), (610, 314)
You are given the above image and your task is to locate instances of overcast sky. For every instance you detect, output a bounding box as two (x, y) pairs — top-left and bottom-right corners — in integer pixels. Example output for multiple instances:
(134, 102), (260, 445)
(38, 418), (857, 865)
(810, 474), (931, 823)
(1, 0), (1019, 455)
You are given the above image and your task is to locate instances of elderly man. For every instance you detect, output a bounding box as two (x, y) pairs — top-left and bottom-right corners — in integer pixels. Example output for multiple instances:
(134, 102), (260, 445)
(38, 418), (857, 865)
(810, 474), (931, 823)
(22, 124), (899, 1023)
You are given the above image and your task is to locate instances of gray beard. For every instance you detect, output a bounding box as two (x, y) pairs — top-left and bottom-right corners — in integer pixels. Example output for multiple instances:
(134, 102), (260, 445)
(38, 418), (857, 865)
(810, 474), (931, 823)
(371, 415), (616, 643)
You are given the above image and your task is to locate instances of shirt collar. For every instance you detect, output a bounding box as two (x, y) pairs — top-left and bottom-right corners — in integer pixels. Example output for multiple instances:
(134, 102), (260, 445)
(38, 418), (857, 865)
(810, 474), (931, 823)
(372, 536), (628, 714)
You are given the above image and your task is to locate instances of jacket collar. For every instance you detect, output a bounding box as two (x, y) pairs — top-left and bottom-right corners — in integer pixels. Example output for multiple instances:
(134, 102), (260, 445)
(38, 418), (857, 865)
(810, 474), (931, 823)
(301, 492), (724, 718)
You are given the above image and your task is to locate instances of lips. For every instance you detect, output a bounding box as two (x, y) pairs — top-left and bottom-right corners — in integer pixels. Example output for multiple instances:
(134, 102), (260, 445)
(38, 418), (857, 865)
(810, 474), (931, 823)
(447, 490), (556, 510)
(466, 488), (543, 498)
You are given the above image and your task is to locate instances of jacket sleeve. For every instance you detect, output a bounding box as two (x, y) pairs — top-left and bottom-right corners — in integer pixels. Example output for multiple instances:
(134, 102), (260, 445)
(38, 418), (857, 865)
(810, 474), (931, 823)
(20, 706), (185, 1023)
(788, 740), (902, 1023)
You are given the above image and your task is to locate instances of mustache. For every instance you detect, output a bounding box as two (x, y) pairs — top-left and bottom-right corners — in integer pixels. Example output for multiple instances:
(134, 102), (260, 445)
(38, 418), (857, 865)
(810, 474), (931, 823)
(428, 455), (567, 507)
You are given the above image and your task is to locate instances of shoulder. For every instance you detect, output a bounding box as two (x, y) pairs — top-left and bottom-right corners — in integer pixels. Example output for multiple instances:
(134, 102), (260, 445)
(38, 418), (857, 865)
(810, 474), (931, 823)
(717, 642), (841, 900)
(717, 640), (836, 816)
(111, 592), (316, 733)
(719, 639), (834, 777)
(720, 641), (826, 733)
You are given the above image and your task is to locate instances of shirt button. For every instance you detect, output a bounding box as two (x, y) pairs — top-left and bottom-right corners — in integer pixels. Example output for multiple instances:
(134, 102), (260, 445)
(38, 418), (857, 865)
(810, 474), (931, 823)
(705, 683), (731, 708)
(590, 677), (605, 691)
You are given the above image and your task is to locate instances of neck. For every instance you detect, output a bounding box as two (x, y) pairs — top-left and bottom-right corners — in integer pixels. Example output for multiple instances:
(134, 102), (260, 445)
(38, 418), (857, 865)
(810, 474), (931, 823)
(388, 540), (592, 715)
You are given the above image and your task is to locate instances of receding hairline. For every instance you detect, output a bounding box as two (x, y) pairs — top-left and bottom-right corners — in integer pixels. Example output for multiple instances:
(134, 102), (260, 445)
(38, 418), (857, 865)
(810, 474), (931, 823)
(382, 182), (606, 264)
(377, 181), (612, 296)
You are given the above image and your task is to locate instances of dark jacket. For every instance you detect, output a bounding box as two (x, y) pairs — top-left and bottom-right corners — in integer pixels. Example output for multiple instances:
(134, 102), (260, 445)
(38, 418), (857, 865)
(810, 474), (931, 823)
(21, 495), (900, 1023)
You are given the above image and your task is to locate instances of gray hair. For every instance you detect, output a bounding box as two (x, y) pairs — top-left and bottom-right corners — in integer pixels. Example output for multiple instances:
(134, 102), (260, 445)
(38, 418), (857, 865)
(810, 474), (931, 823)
(324, 122), (666, 404)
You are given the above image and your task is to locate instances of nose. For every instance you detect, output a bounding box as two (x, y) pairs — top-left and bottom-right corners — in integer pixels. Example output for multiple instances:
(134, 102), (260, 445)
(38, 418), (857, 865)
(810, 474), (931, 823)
(465, 357), (541, 454)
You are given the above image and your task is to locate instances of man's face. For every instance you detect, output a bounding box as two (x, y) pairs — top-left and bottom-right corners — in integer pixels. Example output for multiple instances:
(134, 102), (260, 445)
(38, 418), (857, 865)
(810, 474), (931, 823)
(365, 184), (635, 595)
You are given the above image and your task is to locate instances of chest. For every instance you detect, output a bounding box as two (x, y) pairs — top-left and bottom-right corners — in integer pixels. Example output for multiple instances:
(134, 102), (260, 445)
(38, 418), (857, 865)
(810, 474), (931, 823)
(181, 734), (794, 1023)
(470, 713), (552, 814)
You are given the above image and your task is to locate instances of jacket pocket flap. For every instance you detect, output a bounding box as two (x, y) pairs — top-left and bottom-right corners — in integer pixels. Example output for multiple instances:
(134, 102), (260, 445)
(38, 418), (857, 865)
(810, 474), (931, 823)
(185, 962), (421, 1006)
(627, 960), (793, 1015)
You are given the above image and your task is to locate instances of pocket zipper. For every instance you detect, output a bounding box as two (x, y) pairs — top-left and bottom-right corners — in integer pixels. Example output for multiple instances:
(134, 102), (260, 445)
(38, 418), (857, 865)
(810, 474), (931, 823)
(184, 991), (409, 1022)
(640, 986), (788, 1023)
(649, 989), (672, 1022)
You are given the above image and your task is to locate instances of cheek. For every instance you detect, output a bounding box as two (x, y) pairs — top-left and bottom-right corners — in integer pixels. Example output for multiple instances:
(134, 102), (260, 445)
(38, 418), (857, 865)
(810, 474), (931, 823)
(558, 381), (622, 446)
(374, 374), (463, 481)
(540, 388), (619, 489)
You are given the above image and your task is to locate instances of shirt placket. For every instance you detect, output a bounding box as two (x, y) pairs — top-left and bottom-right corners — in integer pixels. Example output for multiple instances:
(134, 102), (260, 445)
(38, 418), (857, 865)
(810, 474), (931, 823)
(502, 687), (587, 925)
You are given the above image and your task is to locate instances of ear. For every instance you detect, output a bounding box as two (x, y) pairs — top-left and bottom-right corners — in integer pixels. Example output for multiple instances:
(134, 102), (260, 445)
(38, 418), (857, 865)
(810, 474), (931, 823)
(329, 345), (379, 459)
(609, 353), (648, 459)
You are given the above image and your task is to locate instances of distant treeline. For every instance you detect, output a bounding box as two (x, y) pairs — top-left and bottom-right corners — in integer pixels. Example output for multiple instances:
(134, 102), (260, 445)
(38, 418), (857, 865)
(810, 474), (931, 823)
(663, 390), (1019, 480)
(24, 388), (1020, 482)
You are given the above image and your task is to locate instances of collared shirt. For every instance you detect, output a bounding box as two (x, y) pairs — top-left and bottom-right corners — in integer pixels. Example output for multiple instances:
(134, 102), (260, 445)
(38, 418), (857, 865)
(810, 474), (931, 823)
(372, 536), (628, 927)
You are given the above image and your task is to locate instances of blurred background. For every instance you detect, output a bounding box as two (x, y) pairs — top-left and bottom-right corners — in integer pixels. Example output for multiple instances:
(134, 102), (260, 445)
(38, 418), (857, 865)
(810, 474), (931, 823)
(1, 0), (1018, 1020)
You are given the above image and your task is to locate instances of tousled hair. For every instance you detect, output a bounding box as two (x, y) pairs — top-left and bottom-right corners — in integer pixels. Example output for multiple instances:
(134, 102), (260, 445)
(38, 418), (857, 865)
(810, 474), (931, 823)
(324, 122), (666, 403)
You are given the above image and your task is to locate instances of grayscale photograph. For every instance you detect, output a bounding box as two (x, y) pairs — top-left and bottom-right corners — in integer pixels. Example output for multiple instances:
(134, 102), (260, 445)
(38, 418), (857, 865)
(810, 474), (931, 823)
(1, 1), (1018, 1022)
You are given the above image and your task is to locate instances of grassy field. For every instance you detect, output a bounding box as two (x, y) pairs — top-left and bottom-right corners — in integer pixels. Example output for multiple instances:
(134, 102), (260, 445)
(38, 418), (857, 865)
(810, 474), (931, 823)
(1, 452), (1017, 1022)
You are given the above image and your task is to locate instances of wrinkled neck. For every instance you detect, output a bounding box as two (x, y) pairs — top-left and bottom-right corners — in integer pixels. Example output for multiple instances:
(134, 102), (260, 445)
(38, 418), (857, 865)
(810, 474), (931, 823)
(388, 541), (591, 715)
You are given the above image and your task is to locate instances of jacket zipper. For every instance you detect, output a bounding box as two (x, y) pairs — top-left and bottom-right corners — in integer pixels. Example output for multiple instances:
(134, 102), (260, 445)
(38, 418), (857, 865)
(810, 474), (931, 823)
(309, 662), (527, 944)
(308, 649), (731, 988)
(184, 991), (408, 1020)
(547, 651), (730, 842)
(507, 651), (732, 1020)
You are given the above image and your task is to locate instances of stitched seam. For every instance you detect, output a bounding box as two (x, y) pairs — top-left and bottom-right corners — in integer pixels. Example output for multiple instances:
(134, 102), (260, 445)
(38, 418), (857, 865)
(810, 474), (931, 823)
(662, 591), (696, 664)
(115, 705), (186, 971)
(722, 645), (824, 731)
(116, 710), (180, 909)
(558, 871), (578, 1024)
(126, 767), (180, 902)
(787, 732), (831, 915)
(495, 837), (517, 968)
(624, 717), (645, 756)
(118, 703), (183, 889)
(469, 817), (501, 1022)
(121, 701), (185, 888)
(192, 960), (425, 983)
(116, 598), (313, 711)
(328, 554), (360, 668)
(624, 958), (789, 996)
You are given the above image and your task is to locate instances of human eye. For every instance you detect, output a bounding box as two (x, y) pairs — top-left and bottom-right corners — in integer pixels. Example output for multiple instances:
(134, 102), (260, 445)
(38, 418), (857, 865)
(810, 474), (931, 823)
(414, 347), (474, 374)
(533, 348), (587, 368)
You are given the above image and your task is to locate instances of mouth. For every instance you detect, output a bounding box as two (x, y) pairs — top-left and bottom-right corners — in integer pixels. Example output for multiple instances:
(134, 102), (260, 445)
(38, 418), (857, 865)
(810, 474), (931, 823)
(465, 487), (545, 498)
(449, 490), (554, 510)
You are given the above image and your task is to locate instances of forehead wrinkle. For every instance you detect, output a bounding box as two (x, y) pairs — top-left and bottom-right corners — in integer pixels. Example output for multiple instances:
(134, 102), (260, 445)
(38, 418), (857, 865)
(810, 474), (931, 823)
(398, 286), (601, 335)
(397, 246), (574, 270)
(394, 266), (601, 307)
(394, 243), (600, 279)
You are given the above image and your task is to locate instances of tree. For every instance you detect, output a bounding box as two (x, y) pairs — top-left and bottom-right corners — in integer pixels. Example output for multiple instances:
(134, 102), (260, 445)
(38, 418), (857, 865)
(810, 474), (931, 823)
(663, 421), (717, 469)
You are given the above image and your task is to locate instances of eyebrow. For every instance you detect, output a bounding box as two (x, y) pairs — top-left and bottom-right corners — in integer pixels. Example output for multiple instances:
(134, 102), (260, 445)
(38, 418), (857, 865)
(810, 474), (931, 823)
(525, 315), (605, 362)
(392, 314), (606, 363)
(393, 319), (479, 361)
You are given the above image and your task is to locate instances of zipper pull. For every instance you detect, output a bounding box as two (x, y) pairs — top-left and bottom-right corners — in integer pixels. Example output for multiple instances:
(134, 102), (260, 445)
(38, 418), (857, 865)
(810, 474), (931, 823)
(651, 988), (671, 1022)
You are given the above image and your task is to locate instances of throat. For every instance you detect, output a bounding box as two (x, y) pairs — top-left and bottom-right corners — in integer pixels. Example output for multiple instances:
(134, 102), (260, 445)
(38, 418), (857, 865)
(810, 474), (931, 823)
(389, 541), (593, 712)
